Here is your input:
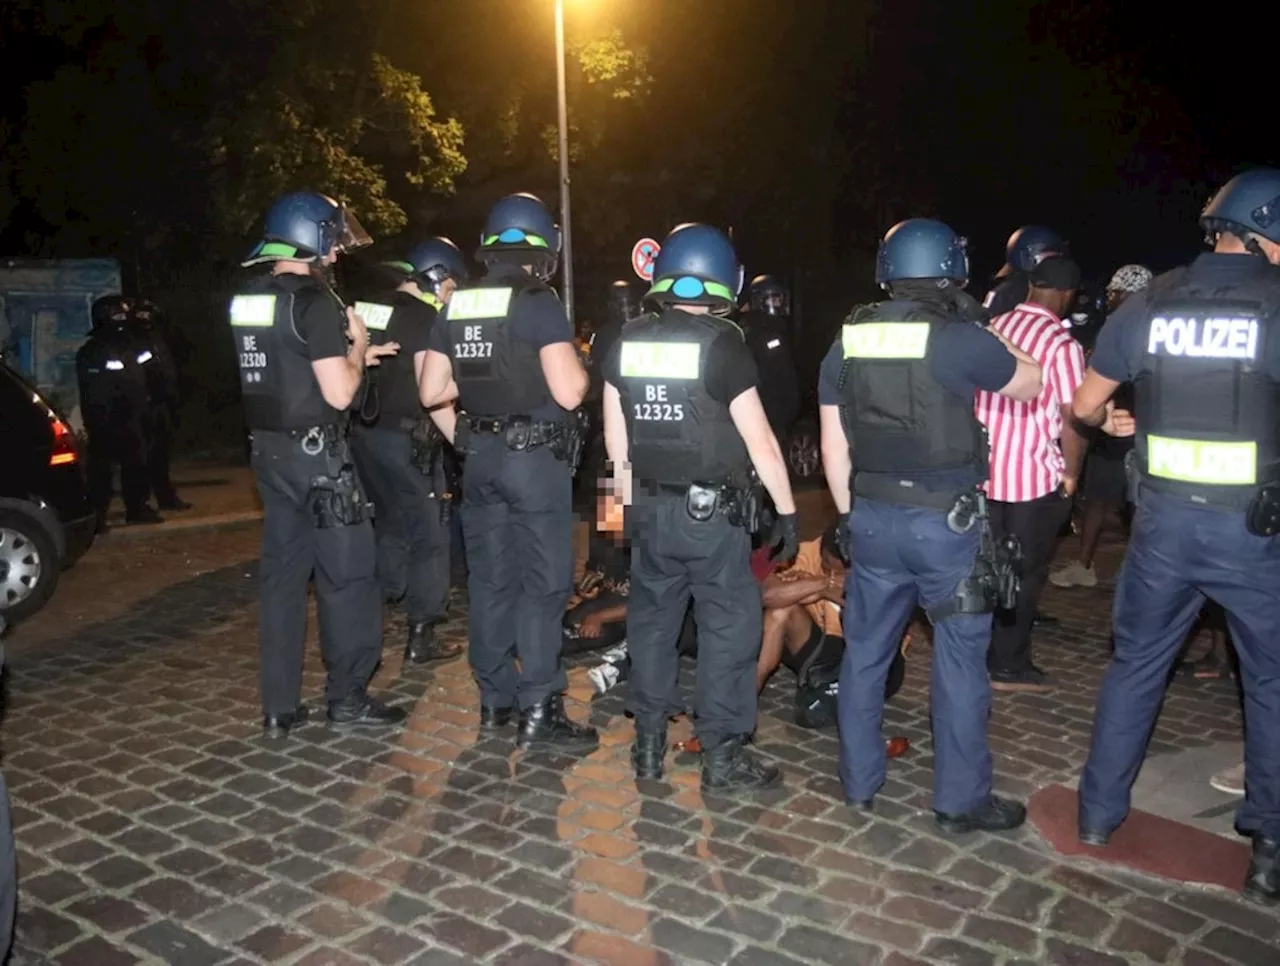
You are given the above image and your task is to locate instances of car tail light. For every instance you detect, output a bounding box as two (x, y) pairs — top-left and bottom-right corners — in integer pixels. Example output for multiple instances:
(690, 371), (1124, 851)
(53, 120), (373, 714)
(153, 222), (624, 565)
(49, 417), (78, 467)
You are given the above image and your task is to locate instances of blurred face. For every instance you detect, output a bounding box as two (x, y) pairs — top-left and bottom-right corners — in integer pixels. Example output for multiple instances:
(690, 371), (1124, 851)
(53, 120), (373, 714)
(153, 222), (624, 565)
(821, 548), (845, 576)
(1106, 288), (1128, 312)
(439, 277), (458, 303)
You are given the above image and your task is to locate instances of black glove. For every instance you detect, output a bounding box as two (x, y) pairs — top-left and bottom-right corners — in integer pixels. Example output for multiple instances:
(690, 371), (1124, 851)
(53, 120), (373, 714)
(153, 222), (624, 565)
(835, 511), (851, 565)
(770, 512), (799, 564)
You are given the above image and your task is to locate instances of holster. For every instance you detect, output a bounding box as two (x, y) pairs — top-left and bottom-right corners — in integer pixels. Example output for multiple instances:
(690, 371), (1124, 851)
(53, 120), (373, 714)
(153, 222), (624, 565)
(406, 417), (445, 476)
(306, 464), (373, 529)
(926, 514), (1021, 624)
(1246, 484), (1280, 538)
(723, 481), (764, 532)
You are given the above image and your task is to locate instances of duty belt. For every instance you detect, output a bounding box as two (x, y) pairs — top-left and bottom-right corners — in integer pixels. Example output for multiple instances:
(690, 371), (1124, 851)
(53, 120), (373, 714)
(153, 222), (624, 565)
(467, 415), (562, 447)
(259, 423), (343, 455)
(853, 471), (960, 511)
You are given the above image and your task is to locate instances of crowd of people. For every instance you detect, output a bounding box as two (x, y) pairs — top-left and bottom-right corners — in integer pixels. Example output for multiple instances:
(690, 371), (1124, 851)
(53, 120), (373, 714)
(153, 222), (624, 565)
(226, 164), (1279, 906)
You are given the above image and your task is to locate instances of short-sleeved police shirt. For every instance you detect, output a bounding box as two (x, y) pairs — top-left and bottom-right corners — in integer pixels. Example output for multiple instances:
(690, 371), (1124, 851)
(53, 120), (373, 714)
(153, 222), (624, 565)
(818, 310), (1015, 492)
(1090, 253), (1280, 385)
(602, 314), (760, 408)
(293, 283), (350, 363)
(426, 263), (575, 420)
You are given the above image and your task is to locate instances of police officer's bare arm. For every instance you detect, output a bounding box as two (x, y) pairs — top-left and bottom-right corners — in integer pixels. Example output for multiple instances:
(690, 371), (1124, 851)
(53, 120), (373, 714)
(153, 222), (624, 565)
(540, 342), (589, 411)
(729, 389), (796, 515)
(601, 381), (631, 506)
(419, 348), (459, 407)
(1072, 372), (1134, 437)
(819, 404), (852, 514)
(988, 330), (1044, 402)
(313, 306), (390, 411)
(427, 402), (458, 444)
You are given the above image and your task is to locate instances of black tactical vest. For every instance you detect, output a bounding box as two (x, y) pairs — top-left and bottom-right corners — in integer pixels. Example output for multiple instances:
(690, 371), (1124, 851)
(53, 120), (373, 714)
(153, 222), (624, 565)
(614, 310), (749, 487)
(1134, 266), (1280, 508)
(837, 300), (986, 488)
(229, 273), (341, 432)
(445, 272), (555, 418)
(355, 290), (439, 426)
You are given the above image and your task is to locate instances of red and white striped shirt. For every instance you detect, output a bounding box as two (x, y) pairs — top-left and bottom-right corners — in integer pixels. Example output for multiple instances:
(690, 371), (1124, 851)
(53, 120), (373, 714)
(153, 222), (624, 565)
(975, 302), (1086, 502)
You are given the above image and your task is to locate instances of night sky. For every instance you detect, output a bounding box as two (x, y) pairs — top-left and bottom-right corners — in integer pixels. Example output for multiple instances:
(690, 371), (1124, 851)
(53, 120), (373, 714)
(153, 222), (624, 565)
(1, 0), (1272, 300)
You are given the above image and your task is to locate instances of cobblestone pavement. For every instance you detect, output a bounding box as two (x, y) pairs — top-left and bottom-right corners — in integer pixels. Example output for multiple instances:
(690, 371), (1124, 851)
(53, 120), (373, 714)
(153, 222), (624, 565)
(3, 524), (1278, 966)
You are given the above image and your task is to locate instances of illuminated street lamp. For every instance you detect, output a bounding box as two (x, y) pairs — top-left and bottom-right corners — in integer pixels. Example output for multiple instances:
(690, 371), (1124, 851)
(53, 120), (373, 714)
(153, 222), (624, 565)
(554, 0), (575, 321)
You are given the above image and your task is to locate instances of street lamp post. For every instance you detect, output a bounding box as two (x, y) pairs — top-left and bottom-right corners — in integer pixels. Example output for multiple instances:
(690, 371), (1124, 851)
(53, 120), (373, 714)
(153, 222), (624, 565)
(554, 0), (575, 323)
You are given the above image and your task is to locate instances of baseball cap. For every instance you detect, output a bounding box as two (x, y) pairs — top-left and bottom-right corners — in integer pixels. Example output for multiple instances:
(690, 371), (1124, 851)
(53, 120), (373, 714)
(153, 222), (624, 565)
(1106, 264), (1153, 294)
(1029, 255), (1082, 291)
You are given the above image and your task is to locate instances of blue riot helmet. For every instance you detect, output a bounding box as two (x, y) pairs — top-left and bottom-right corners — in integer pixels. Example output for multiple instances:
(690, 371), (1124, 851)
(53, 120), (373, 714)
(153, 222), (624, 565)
(747, 274), (791, 317)
(395, 237), (469, 296)
(1201, 167), (1280, 246)
(998, 225), (1067, 277)
(243, 191), (372, 267)
(875, 219), (969, 288)
(477, 192), (561, 280)
(645, 223), (743, 315)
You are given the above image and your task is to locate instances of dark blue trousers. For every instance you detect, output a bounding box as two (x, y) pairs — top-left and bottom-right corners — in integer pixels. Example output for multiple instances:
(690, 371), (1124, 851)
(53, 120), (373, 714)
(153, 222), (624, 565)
(837, 499), (994, 815)
(1080, 490), (1280, 839)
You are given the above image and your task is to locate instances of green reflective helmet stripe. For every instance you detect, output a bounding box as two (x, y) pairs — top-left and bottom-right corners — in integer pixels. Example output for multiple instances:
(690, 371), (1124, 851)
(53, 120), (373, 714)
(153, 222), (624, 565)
(384, 260), (416, 275)
(619, 341), (701, 380)
(481, 233), (550, 248)
(259, 242), (299, 259)
(842, 322), (931, 359)
(229, 294), (277, 327)
(642, 277), (734, 302)
(418, 292), (443, 310)
(354, 301), (394, 332)
(448, 287), (513, 321)
(1146, 435), (1257, 485)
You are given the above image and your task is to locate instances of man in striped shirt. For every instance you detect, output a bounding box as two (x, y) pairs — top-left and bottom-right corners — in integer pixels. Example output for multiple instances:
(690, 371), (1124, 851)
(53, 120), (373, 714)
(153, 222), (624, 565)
(975, 256), (1088, 692)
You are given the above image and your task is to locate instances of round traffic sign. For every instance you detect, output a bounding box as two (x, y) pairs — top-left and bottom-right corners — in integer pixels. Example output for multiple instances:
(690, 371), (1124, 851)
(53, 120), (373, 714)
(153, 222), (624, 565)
(631, 237), (660, 281)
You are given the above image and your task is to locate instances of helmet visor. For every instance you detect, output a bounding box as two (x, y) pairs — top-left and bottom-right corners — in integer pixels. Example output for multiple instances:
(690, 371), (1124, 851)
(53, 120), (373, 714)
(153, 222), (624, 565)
(336, 207), (373, 253)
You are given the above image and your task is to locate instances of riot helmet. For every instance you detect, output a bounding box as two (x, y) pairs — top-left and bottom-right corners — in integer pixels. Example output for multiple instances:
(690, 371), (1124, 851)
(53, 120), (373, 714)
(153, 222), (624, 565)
(91, 295), (133, 332)
(384, 237), (470, 298)
(644, 223), (743, 316)
(747, 274), (791, 316)
(607, 280), (638, 327)
(876, 219), (969, 288)
(243, 192), (372, 267)
(997, 225), (1067, 277)
(1201, 167), (1280, 248)
(477, 193), (561, 280)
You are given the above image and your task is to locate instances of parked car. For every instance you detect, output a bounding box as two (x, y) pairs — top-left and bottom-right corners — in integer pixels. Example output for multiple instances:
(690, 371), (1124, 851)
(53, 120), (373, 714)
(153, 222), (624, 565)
(783, 388), (824, 484)
(0, 361), (95, 622)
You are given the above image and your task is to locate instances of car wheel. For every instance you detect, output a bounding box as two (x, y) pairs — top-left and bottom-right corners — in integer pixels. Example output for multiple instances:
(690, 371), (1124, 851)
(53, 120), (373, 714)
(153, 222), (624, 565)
(787, 427), (822, 479)
(0, 510), (61, 623)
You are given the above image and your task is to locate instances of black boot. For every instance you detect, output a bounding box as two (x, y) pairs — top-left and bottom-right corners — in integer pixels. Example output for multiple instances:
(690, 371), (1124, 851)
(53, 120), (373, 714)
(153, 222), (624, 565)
(1244, 836), (1279, 905)
(632, 730), (667, 780)
(517, 694), (598, 752)
(405, 622), (463, 665)
(125, 504), (164, 525)
(327, 693), (407, 731)
(479, 705), (514, 733)
(700, 737), (782, 794)
(936, 795), (1027, 835)
(262, 706), (310, 741)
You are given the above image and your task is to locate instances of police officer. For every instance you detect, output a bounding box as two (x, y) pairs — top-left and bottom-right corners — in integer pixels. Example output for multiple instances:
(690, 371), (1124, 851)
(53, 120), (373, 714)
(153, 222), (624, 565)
(350, 238), (468, 666)
(984, 225), (1068, 317)
(820, 218), (1043, 832)
(76, 296), (164, 531)
(740, 275), (801, 442)
(232, 191), (406, 739)
(130, 298), (191, 511)
(419, 192), (595, 751)
(1074, 168), (1280, 903)
(602, 223), (800, 792)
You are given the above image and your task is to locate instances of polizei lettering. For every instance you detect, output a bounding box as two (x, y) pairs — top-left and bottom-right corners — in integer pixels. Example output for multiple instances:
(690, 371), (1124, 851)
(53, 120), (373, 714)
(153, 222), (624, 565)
(1147, 315), (1258, 360)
